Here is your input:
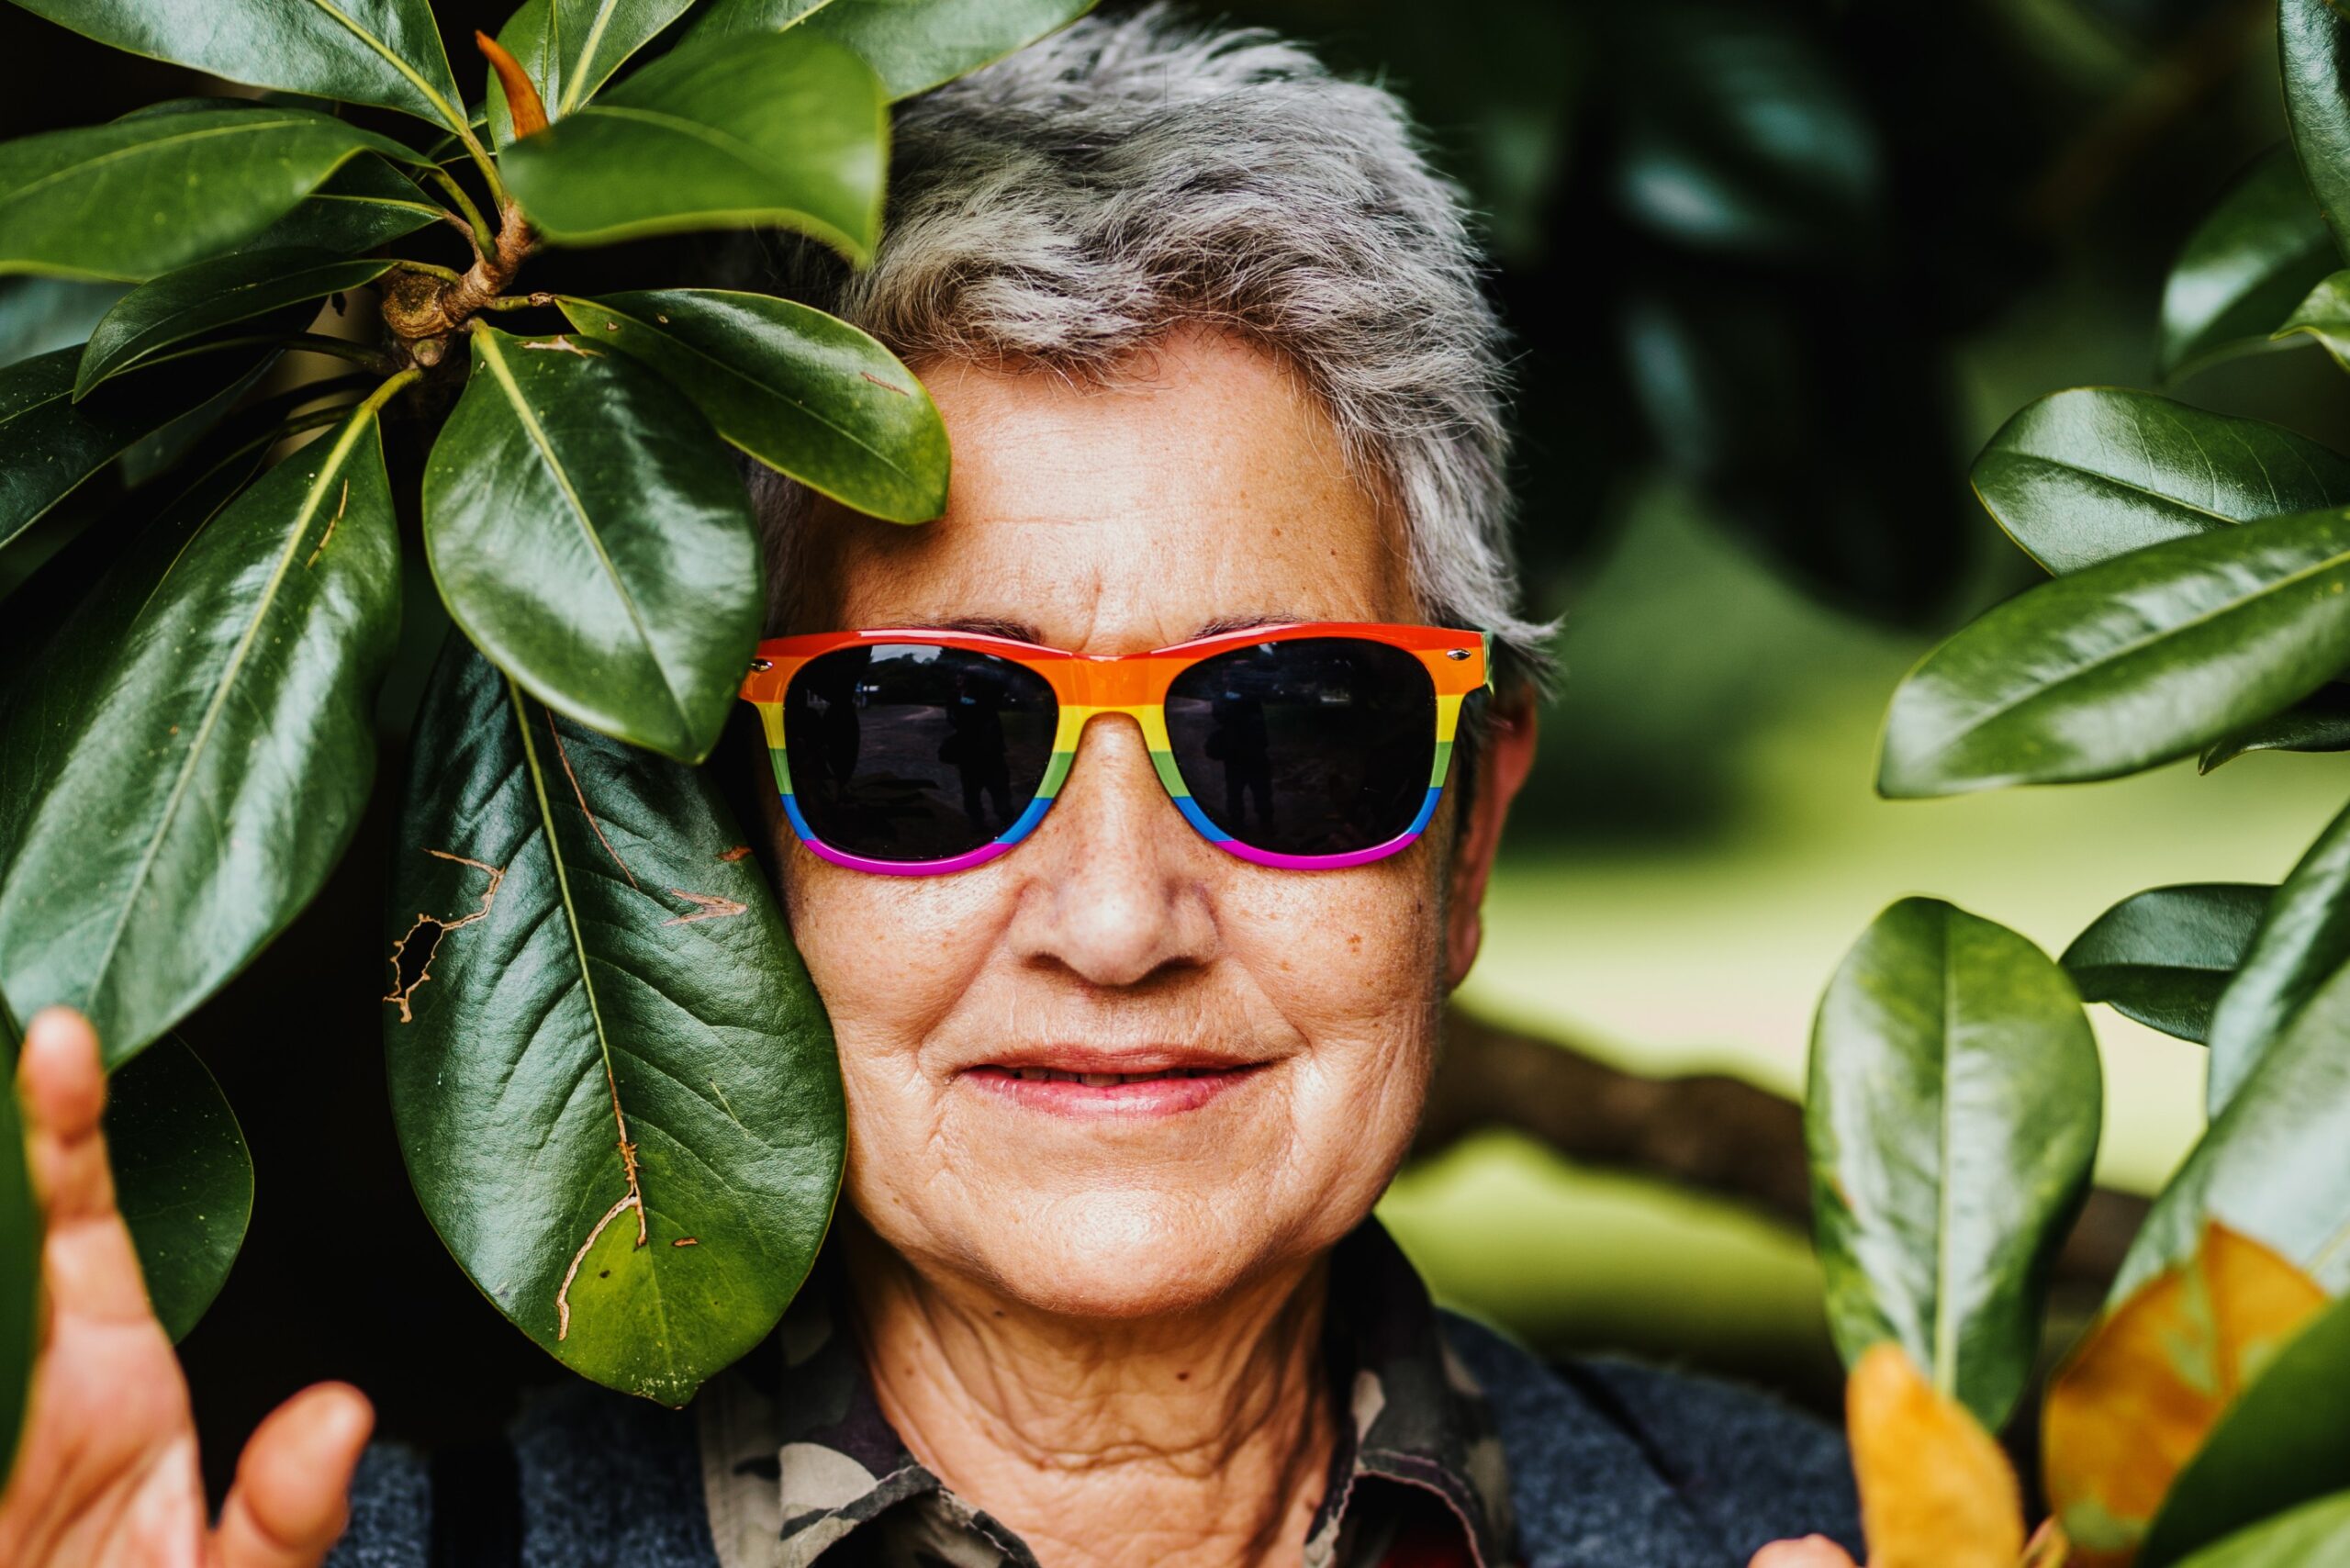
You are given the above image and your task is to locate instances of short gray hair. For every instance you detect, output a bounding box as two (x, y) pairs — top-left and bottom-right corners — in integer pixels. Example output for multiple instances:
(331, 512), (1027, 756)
(747, 2), (1549, 692)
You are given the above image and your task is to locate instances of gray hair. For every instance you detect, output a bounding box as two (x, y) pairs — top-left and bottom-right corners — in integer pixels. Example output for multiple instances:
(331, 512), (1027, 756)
(746, 2), (1550, 693)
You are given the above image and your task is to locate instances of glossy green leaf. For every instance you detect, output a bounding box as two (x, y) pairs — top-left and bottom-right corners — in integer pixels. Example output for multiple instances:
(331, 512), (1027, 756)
(2203, 686), (2350, 770)
(0, 277), (126, 367)
(2170, 1491), (2350, 1568)
(75, 250), (394, 398)
(0, 398), (404, 1067)
(2277, 271), (2350, 375)
(1807, 897), (2101, 1431)
(0, 105), (419, 284)
(1970, 389), (2350, 576)
(386, 644), (843, 1402)
(1878, 507), (2350, 797)
(688, 0), (1099, 100)
(422, 326), (762, 764)
(558, 289), (948, 522)
(2161, 147), (2337, 381)
(9, 0), (472, 133)
(2283, 0), (2350, 262)
(2139, 1291), (2350, 1568)
(0, 991), (34, 1495)
(487, 0), (700, 145)
(105, 1036), (252, 1343)
(2061, 884), (2270, 1045)
(2204, 796), (2350, 1115)
(0, 345), (265, 557)
(499, 28), (886, 258)
(241, 156), (444, 256)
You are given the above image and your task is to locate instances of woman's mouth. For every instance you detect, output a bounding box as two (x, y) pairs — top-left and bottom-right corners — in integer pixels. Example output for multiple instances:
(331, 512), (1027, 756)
(960, 1059), (1266, 1115)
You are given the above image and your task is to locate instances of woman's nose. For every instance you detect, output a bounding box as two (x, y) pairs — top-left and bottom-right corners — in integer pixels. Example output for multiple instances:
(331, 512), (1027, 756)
(1004, 711), (1219, 988)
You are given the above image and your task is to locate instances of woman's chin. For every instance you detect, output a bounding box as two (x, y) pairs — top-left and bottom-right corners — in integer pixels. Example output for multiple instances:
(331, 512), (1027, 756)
(942, 1195), (1312, 1321)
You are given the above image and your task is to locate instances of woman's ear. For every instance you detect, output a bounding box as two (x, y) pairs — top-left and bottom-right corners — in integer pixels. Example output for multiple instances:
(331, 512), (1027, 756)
(1444, 696), (1539, 990)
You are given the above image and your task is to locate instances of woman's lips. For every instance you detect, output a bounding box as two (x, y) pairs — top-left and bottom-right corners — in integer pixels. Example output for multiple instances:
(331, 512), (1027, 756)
(960, 1061), (1266, 1116)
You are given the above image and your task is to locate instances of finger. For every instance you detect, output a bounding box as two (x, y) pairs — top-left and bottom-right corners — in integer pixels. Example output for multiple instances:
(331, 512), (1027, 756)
(213, 1383), (373, 1568)
(1749, 1539), (1860, 1568)
(18, 1008), (153, 1327)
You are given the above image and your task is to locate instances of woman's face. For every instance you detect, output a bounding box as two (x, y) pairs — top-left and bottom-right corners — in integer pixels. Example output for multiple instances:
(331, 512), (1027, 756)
(775, 326), (1529, 1318)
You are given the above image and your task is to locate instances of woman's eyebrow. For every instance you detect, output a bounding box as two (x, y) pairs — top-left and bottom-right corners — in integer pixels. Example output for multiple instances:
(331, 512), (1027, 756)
(1188, 614), (1302, 640)
(925, 614), (1045, 642)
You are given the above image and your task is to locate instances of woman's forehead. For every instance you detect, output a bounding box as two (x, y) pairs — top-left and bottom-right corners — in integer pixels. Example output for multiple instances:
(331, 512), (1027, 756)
(795, 329), (1416, 651)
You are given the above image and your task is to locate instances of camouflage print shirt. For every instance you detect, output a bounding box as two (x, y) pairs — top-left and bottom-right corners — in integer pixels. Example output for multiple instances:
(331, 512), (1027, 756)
(697, 1222), (1518, 1568)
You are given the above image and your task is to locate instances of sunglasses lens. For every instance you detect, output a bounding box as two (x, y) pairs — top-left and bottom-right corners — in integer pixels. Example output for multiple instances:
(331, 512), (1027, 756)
(784, 644), (1058, 862)
(1165, 638), (1437, 858)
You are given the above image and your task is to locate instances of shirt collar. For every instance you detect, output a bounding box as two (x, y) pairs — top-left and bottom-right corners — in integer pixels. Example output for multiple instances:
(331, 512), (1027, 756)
(697, 1220), (1516, 1568)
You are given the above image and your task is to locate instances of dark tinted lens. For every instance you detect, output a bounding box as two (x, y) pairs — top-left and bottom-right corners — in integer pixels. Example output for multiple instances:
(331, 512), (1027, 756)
(783, 644), (1058, 862)
(1164, 638), (1436, 857)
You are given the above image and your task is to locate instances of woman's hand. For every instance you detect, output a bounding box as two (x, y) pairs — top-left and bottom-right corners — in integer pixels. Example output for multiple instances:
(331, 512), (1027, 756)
(1750, 1538), (1860, 1567)
(0, 1008), (374, 1567)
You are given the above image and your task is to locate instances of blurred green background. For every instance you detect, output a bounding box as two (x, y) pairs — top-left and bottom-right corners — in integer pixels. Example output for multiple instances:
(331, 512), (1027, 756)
(6, 0), (2345, 1467)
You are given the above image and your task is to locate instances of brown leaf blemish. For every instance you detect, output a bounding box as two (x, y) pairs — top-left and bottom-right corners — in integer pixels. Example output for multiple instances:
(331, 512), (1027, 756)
(718, 846), (753, 862)
(383, 850), (506, 1023)
(672, 1237), (699, 1248)
(524, 333), (600, 357)
(547, 710), (639, 889)
(860, 371), (908, 396)
(664, 889), (747, 925)
(303, 479), (350, 569)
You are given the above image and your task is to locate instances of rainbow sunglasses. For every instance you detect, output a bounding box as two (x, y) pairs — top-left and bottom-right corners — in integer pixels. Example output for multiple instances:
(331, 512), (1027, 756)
(739, 622), (1491, 874)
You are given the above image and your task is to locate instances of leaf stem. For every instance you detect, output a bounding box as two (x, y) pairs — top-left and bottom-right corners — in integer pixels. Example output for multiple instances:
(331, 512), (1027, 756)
(485, 293), (561, 311)
(353, 367), (426, 422)
(420, 164), (498, 257)
(137, 333), (397, 376)
(452, 124), (511, 213)
(390, 258), (466, 285)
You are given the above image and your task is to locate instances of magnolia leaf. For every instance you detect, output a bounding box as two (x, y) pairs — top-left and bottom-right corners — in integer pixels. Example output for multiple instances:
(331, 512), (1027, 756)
(422, 325), (763, 765)
(1969, 388), (2350, 575)
(0, 277), (127, 368)
(2204, 797), (2350, 1114)
(0, 106), (422, 283)
(241, 157), (444, 256)
(558, 289), (949, 522)
(75, 250), (394, 398)
(1807, 898), (2100, 1431)
(2161, 147), (2337, 381)
(386, 644), (844, 1401)
(2171, 1494), (2350, 1568)
(0, 345), (269, 558)
(2284, 0), (2350, 261)
(2060, 884), (2270, 1045)
(486, 0), (699, 145)
(105, 1036), (252, 1343)
(0, 992), (34, 1495)
(1846, 1343), (2023, 1568)
(688, 0), (1099, 100)
(2203, 686), (2350, 770)
(2046, 1222), (2327, 1568)
(2140, 1291), (2350, 1568)
(2277, 271), (2350, 370)
(498, 29), (886, 259)
(0, 398), (403, 1067)
(1878, 507), (2350, 797)
(8, 0), (472, 133)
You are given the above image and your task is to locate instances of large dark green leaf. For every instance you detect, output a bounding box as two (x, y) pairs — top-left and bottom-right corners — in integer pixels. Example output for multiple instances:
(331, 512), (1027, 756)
(242, 156), (444, 256)
(422, 325), (762, 764)
(687, 0), (1099, 100)
(0, 397), (405, 1067)
(1970, 389), (2350, 575)
(75, 250), (394, 398)
(0, 106), (421, 283)
(2284, 0), (2350, 261)
(0, 345), (265, 557)
(2161, 148), (2337, 381)
(1807, 897), (2101, 1431)
(558, 289), (948, 522)
(2061, 884), (2269, 1045)
(2171, 1493), (2350, 1568)
(105, 1036), (252, 1343)
(499, 28), (886, 258)
(487, 0), (700, 145)
(0, 277), (126, 367)
(2204, 797), (2350, 1115)
(0, 991), (34, 1495)
(1878, 508), (2350, 797)
(9, 0), (472, 133)
(2139, 1291), (2350, 1568)
(2277, 271), (2350, 373)
(2202, 686), (2350, 770)
(386, 644), (843, 1401)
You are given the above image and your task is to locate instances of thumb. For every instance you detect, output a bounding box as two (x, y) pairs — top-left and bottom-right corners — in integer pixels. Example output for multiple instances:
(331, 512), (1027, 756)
(211, 1383), (373, 1568)
(1750, 1539), (1861, 1568)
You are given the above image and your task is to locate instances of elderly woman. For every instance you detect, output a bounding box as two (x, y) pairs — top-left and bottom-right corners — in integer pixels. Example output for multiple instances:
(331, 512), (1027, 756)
(1, 10), (1866, 1568)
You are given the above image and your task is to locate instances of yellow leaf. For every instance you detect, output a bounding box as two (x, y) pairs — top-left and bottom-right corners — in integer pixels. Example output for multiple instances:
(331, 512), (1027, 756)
(1848, 1342), (2025, 1568)
(2042, 1220), (2326, 1568)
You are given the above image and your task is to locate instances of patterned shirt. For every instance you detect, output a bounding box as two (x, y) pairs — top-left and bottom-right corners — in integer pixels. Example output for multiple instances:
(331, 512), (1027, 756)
(697, 1223), (1519, 1568)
